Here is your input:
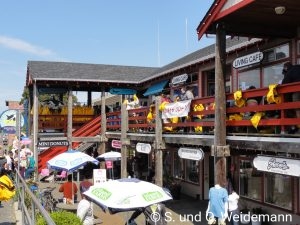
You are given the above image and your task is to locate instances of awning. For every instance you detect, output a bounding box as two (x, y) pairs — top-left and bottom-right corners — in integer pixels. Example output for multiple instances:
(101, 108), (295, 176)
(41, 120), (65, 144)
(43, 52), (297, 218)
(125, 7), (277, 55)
(109, 88), (137, 95)
(143, 80), (168, 96)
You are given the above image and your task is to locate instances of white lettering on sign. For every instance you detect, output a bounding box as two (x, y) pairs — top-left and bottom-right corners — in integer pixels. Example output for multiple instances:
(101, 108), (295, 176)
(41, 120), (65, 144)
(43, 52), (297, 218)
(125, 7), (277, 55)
(171, 74), (188, 85)
(111, 140), (121, 149)
(233, 52), (263, 69)
(37, 141), (69, 147)
(253, 155), (300, 177)
(178, 148), (204, 161)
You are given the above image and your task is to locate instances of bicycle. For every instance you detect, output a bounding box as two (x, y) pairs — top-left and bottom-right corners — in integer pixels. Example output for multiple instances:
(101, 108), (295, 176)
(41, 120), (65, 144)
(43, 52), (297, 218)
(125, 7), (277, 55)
(39, 187), (58, 212)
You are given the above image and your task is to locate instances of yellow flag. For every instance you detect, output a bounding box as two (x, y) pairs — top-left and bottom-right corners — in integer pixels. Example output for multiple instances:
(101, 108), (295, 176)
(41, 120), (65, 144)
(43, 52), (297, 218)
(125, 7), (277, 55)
(250, 112), (264, 129)
(266, 84), (282, 104)
(234, 90), (246, 107)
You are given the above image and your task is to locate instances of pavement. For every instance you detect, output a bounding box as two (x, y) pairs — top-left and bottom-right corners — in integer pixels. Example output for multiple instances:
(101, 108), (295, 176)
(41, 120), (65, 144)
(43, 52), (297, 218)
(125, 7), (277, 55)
(0, 179), (210, 225)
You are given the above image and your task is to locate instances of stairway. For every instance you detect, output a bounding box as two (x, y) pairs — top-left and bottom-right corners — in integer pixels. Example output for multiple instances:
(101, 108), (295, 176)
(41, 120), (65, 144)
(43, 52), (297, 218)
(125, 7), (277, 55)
(38, 116), (101, 172)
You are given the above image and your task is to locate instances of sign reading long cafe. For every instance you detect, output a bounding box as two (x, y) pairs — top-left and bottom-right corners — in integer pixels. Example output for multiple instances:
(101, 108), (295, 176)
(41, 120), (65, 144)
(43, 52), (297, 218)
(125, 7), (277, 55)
(253, 155), (300, 177)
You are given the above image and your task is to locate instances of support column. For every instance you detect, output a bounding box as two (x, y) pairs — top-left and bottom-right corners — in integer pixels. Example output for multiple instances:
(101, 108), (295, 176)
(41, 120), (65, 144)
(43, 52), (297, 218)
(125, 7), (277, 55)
(212, 23), (230, 186)
(67, 89), (73, 148)
(33, 82), (39, 181)
(99, 89), (107, 169)
(154, 96), (165, 187)
(121, 101), (129, 178)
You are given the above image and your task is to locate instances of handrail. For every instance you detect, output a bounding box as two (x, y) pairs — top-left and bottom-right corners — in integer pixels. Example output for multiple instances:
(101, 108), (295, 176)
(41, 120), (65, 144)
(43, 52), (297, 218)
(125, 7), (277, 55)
(105, 82), (300, 135)
(36, 81), (300, 136)
(15, 170), (56, 225)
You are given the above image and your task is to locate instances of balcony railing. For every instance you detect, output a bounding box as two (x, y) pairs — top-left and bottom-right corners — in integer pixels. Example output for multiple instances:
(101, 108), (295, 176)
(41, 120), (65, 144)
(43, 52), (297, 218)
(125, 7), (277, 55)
(37, 82), (300, 137)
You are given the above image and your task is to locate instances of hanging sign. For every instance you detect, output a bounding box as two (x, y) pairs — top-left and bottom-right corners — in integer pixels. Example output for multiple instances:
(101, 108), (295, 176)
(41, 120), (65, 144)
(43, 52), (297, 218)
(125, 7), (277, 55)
(253, 155), (300, 177)
(171, 73), (188, 86)
(178, 148), (204, 161)
(0, 110), (25, 134)
(161, 100), (191, 119)
(233, 51), (263, 69)
(111, 139), (121, 149)
(37, 140), (69, 147)
(136, 143), (151, 154)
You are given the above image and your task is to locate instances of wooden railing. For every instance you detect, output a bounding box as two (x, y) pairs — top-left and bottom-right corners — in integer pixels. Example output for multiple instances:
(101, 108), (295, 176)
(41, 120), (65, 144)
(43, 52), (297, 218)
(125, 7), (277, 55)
(37, 82), (300, 136)
(106, 82), (300, 136)
(38, 114), (95, 131)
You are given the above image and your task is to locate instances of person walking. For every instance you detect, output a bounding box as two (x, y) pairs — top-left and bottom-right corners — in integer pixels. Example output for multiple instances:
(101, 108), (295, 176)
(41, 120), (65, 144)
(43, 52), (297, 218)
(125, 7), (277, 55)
(228, 190), (240, 225)
(25, 151), (35, 180)
(206, 183), (228, 225)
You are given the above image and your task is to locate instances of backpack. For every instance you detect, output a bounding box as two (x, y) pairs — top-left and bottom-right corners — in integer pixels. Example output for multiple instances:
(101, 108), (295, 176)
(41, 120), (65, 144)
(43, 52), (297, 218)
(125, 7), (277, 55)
(0, 175), (15, 201)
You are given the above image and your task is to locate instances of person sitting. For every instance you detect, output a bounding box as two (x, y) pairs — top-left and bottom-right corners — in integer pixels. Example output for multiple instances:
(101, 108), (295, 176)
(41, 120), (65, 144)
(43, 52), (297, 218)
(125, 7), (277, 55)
(59, 174), (78, 203)
(79, 174), (93, 199)
(281, 62), (300, 133)
(77, 185), (94, 225)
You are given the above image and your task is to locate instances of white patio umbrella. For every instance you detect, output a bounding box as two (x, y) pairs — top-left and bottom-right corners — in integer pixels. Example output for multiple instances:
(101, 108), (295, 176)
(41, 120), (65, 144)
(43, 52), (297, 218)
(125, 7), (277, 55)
(97, 151), (121, 161)
(83, 178), (172, 212)
(47, 149), (99, 202)
(97, 151), (121, 179)
(47, 149), (99, 172)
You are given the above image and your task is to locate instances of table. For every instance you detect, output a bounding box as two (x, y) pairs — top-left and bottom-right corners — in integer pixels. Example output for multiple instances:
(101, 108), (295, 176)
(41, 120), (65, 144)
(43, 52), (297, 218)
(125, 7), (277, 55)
(56, 202), (78, 213)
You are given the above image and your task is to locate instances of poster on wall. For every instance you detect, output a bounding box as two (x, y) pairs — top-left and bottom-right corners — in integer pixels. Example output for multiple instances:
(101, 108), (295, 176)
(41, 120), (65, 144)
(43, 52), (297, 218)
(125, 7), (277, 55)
(93, 169), (107, 185)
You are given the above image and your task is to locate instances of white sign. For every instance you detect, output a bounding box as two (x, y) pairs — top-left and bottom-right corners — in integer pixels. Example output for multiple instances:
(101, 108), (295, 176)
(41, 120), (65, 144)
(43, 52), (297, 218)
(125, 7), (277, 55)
(93, 169), (107, 184)
(161, 100), (191, 119)
(178, 148), (204, 161)
(171, 74), (188, 85)
(111, 139), (121, 149)
(233, 51), (263, 69)
(253, 155), (300, 177)
(136, 143), (151, 154)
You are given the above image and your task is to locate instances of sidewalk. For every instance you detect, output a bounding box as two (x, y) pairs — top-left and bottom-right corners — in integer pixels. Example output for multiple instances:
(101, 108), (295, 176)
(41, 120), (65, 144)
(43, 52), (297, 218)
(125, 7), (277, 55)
(0, 198), (16, 225)
(10, 180), (209, 225)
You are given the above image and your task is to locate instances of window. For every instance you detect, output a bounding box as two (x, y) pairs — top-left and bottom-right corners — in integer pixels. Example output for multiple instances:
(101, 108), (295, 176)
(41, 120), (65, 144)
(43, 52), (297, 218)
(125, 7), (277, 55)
(185, 160), (199, 183)
(262, 44), (289, 63)
(265, 173), (292, 209)
(263, 63), (285, 86)
(239, 159), (262, 200)
(173, 152), (184, 179)
(238, 69), (260, 90)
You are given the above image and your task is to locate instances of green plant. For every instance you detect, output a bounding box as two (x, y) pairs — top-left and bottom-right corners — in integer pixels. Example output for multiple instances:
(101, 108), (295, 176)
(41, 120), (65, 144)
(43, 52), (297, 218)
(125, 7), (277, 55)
(36, 211), (82, 225)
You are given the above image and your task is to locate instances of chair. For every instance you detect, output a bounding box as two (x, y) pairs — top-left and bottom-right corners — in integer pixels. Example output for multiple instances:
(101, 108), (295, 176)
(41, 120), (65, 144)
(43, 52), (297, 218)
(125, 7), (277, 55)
(55, 170), (67, 182)
(39, 168), (50, 182)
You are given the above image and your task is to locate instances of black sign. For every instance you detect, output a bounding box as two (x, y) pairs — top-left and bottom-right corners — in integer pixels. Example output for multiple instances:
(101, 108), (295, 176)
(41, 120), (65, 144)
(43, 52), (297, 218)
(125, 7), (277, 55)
(37, 141), (69, 148)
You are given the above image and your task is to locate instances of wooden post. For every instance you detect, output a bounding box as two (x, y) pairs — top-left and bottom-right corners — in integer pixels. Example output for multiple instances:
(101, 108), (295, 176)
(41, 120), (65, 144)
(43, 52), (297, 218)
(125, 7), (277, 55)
(121, 101), (128, 178)
(67, 89), (73, 148)
(154, 96), (165, 187)
(33, 82), (39, 181)
(99, 89), (107, 169)
(213, 23), (230, 187)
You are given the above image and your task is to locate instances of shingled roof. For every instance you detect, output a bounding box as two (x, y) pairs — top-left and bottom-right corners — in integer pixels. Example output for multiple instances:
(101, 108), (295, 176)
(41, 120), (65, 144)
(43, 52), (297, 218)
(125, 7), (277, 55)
(26, 37), (261, 91)
(27, 61), (158, 84)
(141, 37), (261, 82)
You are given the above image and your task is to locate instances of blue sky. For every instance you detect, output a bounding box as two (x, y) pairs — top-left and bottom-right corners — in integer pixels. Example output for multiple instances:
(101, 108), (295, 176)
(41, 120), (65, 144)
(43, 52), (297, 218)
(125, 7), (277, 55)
(0, 0), (215, 113)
